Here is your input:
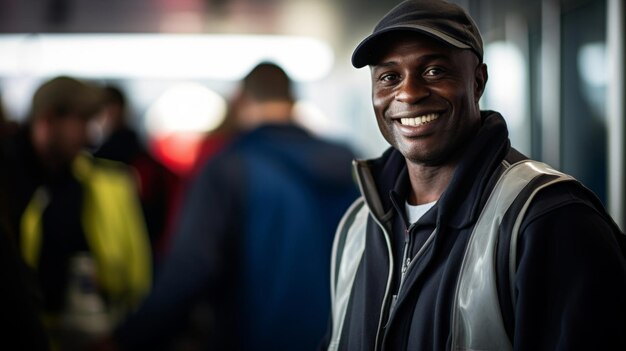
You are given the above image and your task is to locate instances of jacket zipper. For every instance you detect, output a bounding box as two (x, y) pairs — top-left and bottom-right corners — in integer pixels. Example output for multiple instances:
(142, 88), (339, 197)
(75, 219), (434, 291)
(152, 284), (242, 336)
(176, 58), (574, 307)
(388, 226), (414, 315)
(386, 226), (438, 330)
(400, 226), (414, 288)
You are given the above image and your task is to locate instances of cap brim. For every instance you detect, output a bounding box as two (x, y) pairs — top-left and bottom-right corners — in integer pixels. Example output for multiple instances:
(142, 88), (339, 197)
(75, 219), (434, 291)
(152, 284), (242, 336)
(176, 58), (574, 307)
(351, 24), (472, 68)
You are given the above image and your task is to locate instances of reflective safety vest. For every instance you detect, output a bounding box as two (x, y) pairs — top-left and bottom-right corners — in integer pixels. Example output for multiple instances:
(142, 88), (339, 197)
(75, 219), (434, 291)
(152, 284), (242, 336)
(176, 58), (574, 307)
(20, 153), (152, 313)
(328, 160), (574, 351)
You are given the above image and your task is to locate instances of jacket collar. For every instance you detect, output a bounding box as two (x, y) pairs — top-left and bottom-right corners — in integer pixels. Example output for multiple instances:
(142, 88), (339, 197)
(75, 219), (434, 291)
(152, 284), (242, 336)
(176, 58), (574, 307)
(354, 110), (511, 230)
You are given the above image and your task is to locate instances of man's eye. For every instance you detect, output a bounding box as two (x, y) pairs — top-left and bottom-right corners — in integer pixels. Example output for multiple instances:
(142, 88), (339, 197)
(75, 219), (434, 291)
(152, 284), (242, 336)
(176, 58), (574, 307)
(379, 73), (399, 82)
(424, 68), (443, 77)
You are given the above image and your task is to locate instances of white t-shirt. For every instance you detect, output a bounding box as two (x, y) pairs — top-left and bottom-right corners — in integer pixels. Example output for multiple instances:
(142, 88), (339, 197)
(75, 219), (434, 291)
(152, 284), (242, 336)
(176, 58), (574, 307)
(405, 200), (437, 224)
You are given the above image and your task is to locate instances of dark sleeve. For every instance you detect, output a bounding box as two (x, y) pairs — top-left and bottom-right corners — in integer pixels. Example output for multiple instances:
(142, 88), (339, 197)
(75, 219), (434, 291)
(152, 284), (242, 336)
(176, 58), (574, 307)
(513, 184), (626, 351)
(0, 137), (49, 350)
(115, 155), (243, 350)
(0, 227), (50, 351)
(318, 313), (332, 351)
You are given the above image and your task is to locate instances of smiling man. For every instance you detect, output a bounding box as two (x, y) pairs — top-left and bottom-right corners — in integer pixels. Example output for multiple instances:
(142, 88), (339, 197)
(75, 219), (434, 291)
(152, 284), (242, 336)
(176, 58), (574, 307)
(322, 1), (626, 350)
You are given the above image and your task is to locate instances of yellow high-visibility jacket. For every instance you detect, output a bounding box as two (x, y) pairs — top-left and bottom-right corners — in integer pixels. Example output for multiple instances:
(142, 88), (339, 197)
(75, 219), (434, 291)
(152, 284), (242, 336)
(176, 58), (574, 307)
(20, 153), (152, 312)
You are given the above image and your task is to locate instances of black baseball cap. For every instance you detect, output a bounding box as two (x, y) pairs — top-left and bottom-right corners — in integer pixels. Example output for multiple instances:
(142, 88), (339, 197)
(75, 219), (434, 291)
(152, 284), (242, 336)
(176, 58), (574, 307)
(352, 0), (484, 68)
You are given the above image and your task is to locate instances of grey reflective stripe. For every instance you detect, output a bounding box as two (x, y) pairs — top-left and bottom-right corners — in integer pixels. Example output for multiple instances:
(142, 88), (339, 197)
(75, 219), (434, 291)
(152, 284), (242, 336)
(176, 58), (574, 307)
(451, 160), (572, 351)
(328, 198), (368, 351)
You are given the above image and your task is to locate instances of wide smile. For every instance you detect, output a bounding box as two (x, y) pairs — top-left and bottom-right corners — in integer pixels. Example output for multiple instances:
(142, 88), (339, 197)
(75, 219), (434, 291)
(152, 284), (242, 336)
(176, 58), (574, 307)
(397, 113), (440, 127)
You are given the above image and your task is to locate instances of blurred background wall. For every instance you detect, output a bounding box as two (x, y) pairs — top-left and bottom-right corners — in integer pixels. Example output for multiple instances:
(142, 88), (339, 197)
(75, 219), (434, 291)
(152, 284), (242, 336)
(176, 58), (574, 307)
(0, 0), (624, 228)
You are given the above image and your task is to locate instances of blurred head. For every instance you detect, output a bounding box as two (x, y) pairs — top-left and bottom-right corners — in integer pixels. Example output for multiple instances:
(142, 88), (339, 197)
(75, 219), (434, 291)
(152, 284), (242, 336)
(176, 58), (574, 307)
(92, 85), (128, 144)
(101, 85), (127, 130)
(29, 76), (102, 170)
(234, 62), (295, 130)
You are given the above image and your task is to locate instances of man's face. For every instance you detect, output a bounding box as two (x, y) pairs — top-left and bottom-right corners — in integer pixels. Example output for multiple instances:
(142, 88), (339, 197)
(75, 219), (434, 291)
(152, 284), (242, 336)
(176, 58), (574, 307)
(32, 112), (89, 169)
(370, 32), (487, 166)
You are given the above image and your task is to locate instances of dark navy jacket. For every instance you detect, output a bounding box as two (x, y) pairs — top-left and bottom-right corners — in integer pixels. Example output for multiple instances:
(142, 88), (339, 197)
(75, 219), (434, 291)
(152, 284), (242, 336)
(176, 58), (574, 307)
(117, 123), (358, 350)
(324, 111), (626, 350)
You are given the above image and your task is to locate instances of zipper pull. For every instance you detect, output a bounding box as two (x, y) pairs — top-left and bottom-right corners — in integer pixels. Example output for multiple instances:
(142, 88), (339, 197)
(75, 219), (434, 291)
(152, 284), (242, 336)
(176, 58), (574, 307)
(401, 228), (412, 277)
(401, 257), (411, 277)
(390, 294), (398, 311)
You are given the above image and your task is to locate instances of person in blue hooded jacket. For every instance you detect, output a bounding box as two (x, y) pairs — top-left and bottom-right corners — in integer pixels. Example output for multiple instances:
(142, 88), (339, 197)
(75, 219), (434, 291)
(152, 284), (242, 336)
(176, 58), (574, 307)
(109, 62), (359, 350)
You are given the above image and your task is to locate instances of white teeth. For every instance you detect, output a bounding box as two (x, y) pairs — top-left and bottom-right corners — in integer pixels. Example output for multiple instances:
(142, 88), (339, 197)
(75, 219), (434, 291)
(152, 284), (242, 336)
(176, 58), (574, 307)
(400, 113), (439, 126)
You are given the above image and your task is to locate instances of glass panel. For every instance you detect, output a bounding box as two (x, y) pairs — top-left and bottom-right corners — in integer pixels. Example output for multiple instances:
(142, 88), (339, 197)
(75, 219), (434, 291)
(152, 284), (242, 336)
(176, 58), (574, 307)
(561, 0), (608, 204)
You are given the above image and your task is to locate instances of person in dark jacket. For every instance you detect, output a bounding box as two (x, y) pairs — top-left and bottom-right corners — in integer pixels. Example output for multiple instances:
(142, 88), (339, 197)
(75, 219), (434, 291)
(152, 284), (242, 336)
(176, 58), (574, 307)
(111, 62), (359, 350)
(322, 1), (626, 350)
(0, 112), (49, 351)
(3, 76), (152, 350)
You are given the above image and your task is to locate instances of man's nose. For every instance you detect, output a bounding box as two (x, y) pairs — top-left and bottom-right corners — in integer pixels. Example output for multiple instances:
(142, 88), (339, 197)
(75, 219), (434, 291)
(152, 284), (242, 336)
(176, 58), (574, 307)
(395, 75), (429, 104)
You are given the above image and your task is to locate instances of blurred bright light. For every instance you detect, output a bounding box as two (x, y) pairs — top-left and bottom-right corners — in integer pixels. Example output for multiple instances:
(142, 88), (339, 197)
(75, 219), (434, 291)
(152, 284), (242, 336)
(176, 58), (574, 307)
(0, 77), (40, 121)
(577, 42), (607, 117)
(483, 41), (529, 153)
(0, 34), (334, 81)
(145, 83), (227, 176)
(145, 82), (227, 136)
(484, 41), (527, 128)
(578, 42), (607, 88)
(293, 100), (347, 138)
(150, 133), (206, 177)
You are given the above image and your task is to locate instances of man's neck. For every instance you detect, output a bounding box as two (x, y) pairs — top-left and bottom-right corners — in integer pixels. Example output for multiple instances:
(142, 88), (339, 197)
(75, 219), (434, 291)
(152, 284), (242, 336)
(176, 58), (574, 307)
(405, 161), (457, 205)
(239, 100), (293, 129)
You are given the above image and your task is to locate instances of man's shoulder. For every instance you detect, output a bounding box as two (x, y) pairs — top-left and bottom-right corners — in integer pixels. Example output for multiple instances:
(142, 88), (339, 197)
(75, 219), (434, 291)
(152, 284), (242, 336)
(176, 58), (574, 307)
(74, 154), (141, 191)
(521, 180), (611, 229)
(496, 159), (610, 230)
(490, 158), (621, 242)
(511, 173), (624, 256)
(310, 139), (356, 167)
(82, 154), (132, 176)
(513, 175), (626, 286)
(190, 146), (246, 196)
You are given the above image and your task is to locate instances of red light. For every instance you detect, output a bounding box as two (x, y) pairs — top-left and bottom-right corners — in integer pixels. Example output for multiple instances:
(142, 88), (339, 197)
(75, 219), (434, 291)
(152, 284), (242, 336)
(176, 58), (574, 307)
(149, 132), (204, 177)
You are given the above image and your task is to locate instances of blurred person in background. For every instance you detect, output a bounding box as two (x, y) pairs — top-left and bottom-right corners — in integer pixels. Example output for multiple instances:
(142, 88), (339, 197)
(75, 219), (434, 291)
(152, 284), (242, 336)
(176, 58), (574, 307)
(109, 62), (358, 351)
(2, 76), (152, 350)
(0, 93), (49, 350)
(92, 85), (181, 263)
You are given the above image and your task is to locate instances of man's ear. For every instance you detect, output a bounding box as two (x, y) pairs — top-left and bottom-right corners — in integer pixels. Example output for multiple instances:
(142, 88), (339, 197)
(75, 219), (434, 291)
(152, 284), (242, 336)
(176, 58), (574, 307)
(474, 63), (488, 102)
